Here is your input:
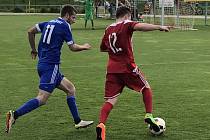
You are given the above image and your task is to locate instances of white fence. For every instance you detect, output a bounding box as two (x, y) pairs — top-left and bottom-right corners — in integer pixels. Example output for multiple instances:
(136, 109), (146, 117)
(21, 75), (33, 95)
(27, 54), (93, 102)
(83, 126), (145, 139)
(0, 4), (84, 13)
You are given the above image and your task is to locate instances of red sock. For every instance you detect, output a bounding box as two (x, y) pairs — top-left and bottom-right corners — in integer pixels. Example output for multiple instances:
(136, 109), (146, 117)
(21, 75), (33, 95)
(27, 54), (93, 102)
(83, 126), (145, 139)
(99, 102), (113, 124)
(142, 88), (153, 113)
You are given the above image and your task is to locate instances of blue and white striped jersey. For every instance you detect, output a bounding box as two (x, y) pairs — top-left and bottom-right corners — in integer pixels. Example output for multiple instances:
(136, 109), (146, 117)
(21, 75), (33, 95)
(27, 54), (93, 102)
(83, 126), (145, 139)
(36, 17), (74, 64)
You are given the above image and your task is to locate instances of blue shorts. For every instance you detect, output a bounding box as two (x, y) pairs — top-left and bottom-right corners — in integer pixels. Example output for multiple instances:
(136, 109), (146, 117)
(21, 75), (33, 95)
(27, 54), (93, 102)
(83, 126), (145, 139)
(37, 63), (64, 93)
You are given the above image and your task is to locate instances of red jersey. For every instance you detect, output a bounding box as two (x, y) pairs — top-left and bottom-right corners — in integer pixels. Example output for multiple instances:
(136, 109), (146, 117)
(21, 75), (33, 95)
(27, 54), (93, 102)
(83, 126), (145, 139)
(100, 20), (139, 73)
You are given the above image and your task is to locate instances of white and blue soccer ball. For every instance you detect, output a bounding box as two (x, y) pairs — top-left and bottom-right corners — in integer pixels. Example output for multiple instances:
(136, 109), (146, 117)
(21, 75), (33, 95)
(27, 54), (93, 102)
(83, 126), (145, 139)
(148, 117), (166, 135)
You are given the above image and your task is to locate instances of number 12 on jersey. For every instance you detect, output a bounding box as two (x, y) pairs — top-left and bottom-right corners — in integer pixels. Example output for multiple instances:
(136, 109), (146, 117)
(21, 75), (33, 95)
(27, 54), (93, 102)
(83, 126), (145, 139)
(43, 25), (55, 44)
(109, 33), (122, 53)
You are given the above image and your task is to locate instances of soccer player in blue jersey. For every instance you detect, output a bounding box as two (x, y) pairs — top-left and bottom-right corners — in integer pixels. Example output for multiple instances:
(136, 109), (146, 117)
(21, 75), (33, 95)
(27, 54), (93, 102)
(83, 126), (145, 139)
(5, 5), (94, 133)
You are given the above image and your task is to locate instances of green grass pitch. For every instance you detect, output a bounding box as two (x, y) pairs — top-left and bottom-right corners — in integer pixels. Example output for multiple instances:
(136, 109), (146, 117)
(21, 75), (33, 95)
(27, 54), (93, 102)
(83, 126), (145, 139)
(0, 15), (210, 140)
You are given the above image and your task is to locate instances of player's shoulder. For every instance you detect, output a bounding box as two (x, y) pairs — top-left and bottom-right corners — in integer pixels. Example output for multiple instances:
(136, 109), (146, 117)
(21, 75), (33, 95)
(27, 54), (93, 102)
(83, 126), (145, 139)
(48, 18), (64, 25)
(107, 20), (136, 27)
(106, 20), (136, 31)
(48, 17), (69, 28)
(50, 17), (71, 30)
(123, 19), (135, 24)
(105, 21), (123, 31)
(123, 20), (139, 27)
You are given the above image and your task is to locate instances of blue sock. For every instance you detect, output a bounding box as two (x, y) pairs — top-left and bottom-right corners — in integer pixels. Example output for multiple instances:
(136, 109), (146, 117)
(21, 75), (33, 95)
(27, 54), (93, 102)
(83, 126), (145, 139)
(14, 98), (40, 119)
(67, 96), (81, 124)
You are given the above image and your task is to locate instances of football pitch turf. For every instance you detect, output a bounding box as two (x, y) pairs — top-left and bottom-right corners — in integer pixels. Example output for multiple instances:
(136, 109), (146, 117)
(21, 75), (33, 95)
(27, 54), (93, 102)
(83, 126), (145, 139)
(0, 15), (210, 140)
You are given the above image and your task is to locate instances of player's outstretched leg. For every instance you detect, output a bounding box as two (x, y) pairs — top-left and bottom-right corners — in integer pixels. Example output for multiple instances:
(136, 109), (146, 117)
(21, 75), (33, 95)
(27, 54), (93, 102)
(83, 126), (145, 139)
(75, 120), (94, 129)
(144, 113), (160, 132)
(96, 123), (106, 140)
(5, 110), (16, 133)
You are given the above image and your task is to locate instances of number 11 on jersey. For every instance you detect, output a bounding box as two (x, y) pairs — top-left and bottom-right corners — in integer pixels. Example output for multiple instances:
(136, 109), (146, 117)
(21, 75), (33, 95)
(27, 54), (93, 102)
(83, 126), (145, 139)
(43, 25), (55, 44)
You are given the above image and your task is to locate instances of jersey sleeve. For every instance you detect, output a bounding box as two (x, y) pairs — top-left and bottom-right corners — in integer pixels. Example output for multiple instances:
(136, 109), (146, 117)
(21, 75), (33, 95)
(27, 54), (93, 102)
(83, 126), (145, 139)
(35, 22), (47, 33)
(63, 24), (74, 46)
(127, 21), (139, 33)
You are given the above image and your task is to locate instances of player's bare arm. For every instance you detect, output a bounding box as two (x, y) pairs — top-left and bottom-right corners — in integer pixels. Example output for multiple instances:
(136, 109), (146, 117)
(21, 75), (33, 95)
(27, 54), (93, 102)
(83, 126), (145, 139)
(69, 43), (92, 52)
(133, 23), (171, 32)
(28, 26), (39, 59)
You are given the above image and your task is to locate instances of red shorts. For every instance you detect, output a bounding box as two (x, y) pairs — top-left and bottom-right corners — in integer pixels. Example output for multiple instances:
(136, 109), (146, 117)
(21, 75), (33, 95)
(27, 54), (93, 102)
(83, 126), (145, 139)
(104, 70), (150, 99)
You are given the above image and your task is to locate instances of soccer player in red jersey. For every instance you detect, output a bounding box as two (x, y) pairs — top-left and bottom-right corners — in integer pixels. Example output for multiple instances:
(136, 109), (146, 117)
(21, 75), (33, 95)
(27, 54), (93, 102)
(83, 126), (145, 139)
(96, 6), (171, 140)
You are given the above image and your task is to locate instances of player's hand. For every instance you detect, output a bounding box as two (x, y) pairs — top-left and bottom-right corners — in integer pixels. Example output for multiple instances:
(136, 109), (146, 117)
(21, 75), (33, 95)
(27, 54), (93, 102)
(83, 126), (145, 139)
(83, 43), (92, 50)
(159, 26), (172, 32)
(31, 50), (38, 60)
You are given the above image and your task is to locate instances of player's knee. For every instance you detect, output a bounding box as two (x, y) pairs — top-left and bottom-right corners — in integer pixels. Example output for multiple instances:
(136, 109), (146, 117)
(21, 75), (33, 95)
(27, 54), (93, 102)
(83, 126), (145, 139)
(39, 99), (47, 105)
(36, 92), (50, 105)
(36, 97), (47, 105)
(66, 86), (76, 96)
(106, 97), (118, 105)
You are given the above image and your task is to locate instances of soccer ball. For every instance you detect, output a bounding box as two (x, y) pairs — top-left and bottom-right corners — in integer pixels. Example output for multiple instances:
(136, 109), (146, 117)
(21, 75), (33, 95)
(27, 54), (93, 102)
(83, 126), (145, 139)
(148, 117), (166, 135)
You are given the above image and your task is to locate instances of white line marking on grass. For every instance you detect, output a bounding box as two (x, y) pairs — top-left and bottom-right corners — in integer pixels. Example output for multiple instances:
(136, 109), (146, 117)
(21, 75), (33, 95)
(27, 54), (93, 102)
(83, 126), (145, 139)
(141, 61), (210, 66)
(181, 49), (194, 51)
(162, 49), (177, 51)
(0, 65), (98, 71)
(204, 72), (210, 74)
(174, 89), (210, 93)
(162, 49), (195, 54)
(0, 54), (13, 57)
(144, 40), (159, 43)
(197, 54), (210, 57)
(180, 51), (194, 54)
(201, 89), (210, 92)
(0, 60), (210, 71)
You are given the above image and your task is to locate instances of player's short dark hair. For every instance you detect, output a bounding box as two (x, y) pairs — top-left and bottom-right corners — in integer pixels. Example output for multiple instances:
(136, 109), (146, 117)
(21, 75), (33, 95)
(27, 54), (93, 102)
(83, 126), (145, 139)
(61, 5), (77, 17)
(116, 6), (131, 19)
